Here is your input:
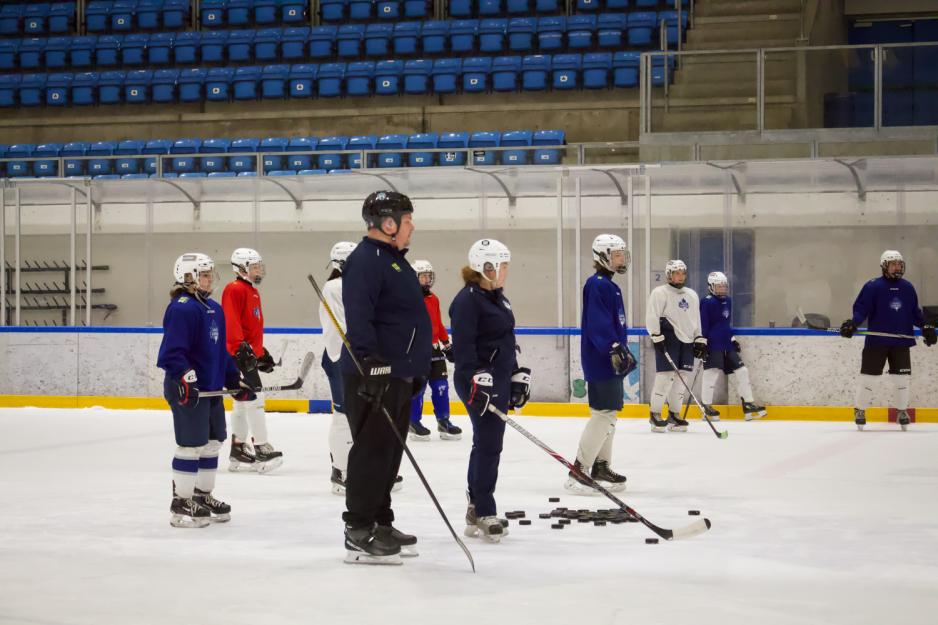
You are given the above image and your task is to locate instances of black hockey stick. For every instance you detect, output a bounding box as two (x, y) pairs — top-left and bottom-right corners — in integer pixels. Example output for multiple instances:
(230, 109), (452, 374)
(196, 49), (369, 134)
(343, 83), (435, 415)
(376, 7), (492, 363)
(200, 351), (315, 397)
(681, 359), (702, 421)
(308, 273), (476, 573)
(796, 307), (917, 340)
(490, 406), (711, 541)
(663, 351), (728, 439)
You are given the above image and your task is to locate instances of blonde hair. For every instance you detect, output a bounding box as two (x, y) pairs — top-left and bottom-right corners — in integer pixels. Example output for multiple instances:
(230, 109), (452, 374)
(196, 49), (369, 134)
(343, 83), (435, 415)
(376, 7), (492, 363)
(461, 266), (483, 285)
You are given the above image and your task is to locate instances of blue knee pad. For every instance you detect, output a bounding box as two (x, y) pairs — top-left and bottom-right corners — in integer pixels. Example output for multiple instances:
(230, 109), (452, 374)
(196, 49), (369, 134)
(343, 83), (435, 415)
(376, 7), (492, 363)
(429, 378), (450, 419)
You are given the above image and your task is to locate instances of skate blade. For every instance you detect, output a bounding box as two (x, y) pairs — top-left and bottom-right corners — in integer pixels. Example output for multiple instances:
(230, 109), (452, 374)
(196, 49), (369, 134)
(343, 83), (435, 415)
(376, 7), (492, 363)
(667, 424), (688, 432)
(438, 432), (462, 441)
(856, 423), (865, 431)
(391, 482), (402, 493)
(399, 545), (419, 558)
(331, 482), (346, 496)
(209, 513), (231, 523)
(170, 515), (210, 528)
(563, 478), (601, 496)
(255, 457), (283, 475)
(704, 415), (720, 422)
(900, 423), (909, 431)
(464, 525), (479, 538)
(594, 480), (626, 493)
(650, 425), (668, 433)
(228, 460), (257, 473)
(344, 551), (403, 565)
(408, 433), (431, 442)
(744, 411), (765, 421)
(481, 533), (502, 544)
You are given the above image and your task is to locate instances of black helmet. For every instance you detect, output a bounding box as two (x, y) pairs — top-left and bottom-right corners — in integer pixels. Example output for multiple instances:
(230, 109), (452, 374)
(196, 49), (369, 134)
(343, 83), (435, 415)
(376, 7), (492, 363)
(362, 191), (414, 231)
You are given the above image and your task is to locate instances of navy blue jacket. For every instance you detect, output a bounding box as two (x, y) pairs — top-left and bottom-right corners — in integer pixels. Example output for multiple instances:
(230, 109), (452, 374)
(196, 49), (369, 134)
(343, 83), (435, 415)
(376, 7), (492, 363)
(449, 283), (517, 413)
(700, 294), (734, 351)
(851, 276), (924, 348)
(340, 236), (432, 379)
(157, 293), (239, 391)
(581, 270), (627, 382)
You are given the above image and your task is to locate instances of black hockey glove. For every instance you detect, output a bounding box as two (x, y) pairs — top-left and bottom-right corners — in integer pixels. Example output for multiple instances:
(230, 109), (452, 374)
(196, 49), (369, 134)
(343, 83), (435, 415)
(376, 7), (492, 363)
(174, 369), (199, 408)
(441, 341), (454, 363)
(256, 348), (276, 373)
(923, 324), (937, 347)
(651, 334), (666, 355)
(412, 376), (427, 399)
(509, 367), (532, 410)
(234, 341), (262, 390)
(358, 356), (391, 404)
(693, 337), (709, 360)
(609, 342), (637, 376)
(225, 371), (256, 402)
(840, 319), (857, 338)
(468, 368), (495, 416)
(731, 336), (742, 353)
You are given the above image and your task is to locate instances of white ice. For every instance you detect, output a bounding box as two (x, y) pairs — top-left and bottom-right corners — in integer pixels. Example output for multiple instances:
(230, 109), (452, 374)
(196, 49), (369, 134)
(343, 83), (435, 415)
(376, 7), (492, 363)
(1, 408), (937, 625)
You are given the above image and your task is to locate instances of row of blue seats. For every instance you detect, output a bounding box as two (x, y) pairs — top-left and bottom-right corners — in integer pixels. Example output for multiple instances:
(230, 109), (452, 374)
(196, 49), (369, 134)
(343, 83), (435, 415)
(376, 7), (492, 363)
(0, 3), (75, 37)
(447, 0), (684, 18)
(0, 14), (686, 71)
(0, 130), (566, 177)
(82, 0), (312, 34)
(824, 90), (938, 128)
(0, 53), (668, 105)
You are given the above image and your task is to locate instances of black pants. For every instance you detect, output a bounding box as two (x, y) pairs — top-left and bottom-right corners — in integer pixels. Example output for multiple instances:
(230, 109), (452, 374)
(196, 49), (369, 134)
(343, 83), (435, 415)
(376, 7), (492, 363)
(342, 374), (412, 529)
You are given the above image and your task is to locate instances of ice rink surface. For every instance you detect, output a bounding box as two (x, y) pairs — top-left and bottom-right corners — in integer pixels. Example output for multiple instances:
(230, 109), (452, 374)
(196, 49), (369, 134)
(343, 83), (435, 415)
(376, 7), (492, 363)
(1, 407), (936, 625)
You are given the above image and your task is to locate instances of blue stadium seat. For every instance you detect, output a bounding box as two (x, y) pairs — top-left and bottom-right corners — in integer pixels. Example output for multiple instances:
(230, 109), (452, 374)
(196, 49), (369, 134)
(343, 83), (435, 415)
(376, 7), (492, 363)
(197, 138), (230, 173)
(634, 0), (659, 6)
(162, 0), (188, 30)
(45, 72), (72, 106)
(479, 0), (502, 17)
(111, 0), (136, 33)
(281, 26), (309, 60)
(261, 137), (289, 172)
(298, 169), (327, 175)
(0, 5), (23, 37)
(7, 144), (35, 177)
(479, 18), (507, 53)
(421, 20), (449, 55)
(282, 0), (307, 23)
(450, 20), (478, 55)
(254, 0), (279, 25)
(576, 0), (599, 13)
(522, 54), (549, 90)
(507, 0), (530, 15)
(115, 139), (146, 174)
(500, 129), (532, 165)
(43, 36), (69, 69)
(0, 40), (18, 71)
(261, 63), (288, 98)
(95, 35), (122, 67)
(0, 75), (19, 107)
(508, 17), (535, 52)
(468, 131), (499, 165)
(285, 136), (316, 170)
(62, 141), (88, 176)
(205, 66), (234, 101)
(98, 70), (124, 104)
(377, 0), (401, 21)
(336, 24), (364, 58)
(173, 31), (200, 64)
(532, 128), (564, 164)
(552, 53), (580, 89)
(660, 10), (689, 46)
(88, 141), (118, 175)
(431, 57), (460, 93)
(376, 134), (407, 167)
(143, 138), (171, 173)
(392, 21), (420, 56)
(438, 131), (468, 166)
(122, 33), (149, 66)
(33, 143), (62, 177)
(268, 170), (295, 176)
(233, 65), (260, 99)
(612, 50), (639, 87)
(48, 4), (74, 33)
(566, 15), (595, 50)
(462, 56), (491, 92)
(147, 32), (174, 65)
(288, 63), (316, 97)
(152, 68), (179, 102)
(346, 60), (374, 96)
(407, 133), (437, 166)
(19, 73), (46, 107)
(309, 25), (336, 58)
(317, 62), (345, 97)
(178, 172), (206, 178)
(201, 0), (227, 28)
(347, 134), (375, 168)
(85, 1), (111, 33)
(365, 23), (393, 57)
(537, 16), (564, 52)
(320, 0), (345, 22)
(68, 35), (97, 68)
(255, 28), (282, 62)
(226, 0), (250, 26)
(19, 38), (46, 71)
(136, 0), (162, 30)
(124, 69), (152, 102)
(228, 137), (259, 173)
(70, 71), (98, 105)
(122, 173), (150, 179)
(449, 0), (471, 18)
(404, 0), (428, 19)
(349, 0), (372, 21)
(403, 58), (430, 94)
(650, 54), (672, 86)
(316, 135), (348, 169)
(597, 13), (625, 49)
(178, 67), (206, 102)
(227, 29), (255, 63)
(627, 11), (657, 48)
(492, 55), (521, 91)
(583, 52), (611, 89)
(200, 30), (228, 63)
(24, 4), (51, 36)
(374, 59), (403, 95)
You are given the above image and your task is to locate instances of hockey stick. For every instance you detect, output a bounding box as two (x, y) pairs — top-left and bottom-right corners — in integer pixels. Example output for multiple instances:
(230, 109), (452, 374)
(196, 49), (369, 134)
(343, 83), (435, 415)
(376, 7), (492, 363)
(200, 351), (315, 397)
(663, 351), (728, 439)
(797, 307), (917, 340)
(307, 273), (476, 573)
(489, 406), (711, 541)
(681, 359), (703, 421)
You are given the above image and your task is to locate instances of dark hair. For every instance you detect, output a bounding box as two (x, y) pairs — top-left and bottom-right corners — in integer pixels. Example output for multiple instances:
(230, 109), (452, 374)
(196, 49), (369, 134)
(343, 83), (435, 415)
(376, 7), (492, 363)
(461, 266), (482, 285)
(327, 268), (342, 281)
(169, 284), (189, 299)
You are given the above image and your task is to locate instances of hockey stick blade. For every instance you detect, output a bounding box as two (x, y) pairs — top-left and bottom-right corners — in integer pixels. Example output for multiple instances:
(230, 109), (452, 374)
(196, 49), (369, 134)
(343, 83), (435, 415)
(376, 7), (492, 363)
(491, 407), (712, 541)
(201, 351), (315, 397)
(663, 351), (727, 439)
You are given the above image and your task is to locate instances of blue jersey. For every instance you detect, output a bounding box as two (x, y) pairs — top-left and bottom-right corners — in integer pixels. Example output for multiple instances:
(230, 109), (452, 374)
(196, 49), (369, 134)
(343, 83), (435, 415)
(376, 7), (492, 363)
(851, 276), (924, 348)
(157, 294), (238, 391)
(700, 294), (734, 351)
(580, 271), (627, 382)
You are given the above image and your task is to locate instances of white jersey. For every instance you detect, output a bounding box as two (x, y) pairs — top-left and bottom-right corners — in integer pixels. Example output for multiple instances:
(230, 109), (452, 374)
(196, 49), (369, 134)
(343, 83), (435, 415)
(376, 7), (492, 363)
(646, 284), (701, 344)
(319, 277), (347, 362)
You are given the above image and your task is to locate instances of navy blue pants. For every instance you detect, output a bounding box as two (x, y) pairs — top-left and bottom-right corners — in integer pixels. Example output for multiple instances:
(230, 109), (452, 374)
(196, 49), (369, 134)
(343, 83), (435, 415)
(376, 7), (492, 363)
(321, 350), (345, 414)
(654, 333), (694, 373)
(705, 348), (744, 374)
(456, 377), (506, 518)
(587, 376), (625, 411)
(164, 377), (226, 447)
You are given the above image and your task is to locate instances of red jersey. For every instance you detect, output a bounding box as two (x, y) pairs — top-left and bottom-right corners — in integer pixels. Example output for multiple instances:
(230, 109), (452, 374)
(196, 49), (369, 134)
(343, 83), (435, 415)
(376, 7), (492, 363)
(222, 277), (264, 356)
(423, 292), (449, 345)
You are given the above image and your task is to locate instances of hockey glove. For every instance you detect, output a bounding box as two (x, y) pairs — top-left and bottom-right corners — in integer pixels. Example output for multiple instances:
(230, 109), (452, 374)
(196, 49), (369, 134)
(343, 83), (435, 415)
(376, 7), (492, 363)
(840, 319), (857, 339)
(175, 369), (200, 407)
(650, 333), (666, 354)
(256, 348), (276, 373)
(468, 368), (495, 416)
(225, 371), (256, 402)
(234, 341), (262, 390)
(609, 342), (637, 376)
(358, 356), (391, 404)
(693, 337), (709, 360)
(441, 341), (454, 363)
(731, 336), (742, 353)
(923, 324), (937, 347)
(509, 367), (532, 410)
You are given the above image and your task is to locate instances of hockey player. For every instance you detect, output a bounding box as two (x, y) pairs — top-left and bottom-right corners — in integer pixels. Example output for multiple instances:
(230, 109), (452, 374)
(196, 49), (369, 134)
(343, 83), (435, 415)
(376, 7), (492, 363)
(450, 239), (531, 543)
(840, 250), (936, 431)
(646, 260), (706, 433)
(409, 259), (462, 442)
(699, 271), (766, 421)
(340, 191), (431, 565)
(157, 253), (251, 528)
(222, 248), (283, 474)
(565, 234), (634, 495)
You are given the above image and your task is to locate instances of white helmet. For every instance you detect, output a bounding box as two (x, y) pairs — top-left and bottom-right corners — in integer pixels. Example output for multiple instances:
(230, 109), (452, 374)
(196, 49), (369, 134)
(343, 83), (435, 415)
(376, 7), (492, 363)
(880, 250), (905, 279)
(329, 241), (357, 271)
(665, 259), (687, 285)
(469, 239), (511, 276)
(592, 234), (629, 275)
(413, 259), (435, 289)
(707, 271), (728, 296)
(174, 252), (216, 295)
(231, 247), (265, 284)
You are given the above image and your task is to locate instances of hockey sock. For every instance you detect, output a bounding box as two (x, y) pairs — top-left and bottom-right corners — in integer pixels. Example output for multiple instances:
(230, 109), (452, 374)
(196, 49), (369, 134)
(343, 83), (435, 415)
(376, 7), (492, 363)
(892, 375), (910, 411)
(650, 372), (675, 414)
(666, 377), (686, 415)
(196, 440), (222, 493)
(701, 368), (720, 405)
(409, 392), (424, 424)
(734, 366), (755, 403)
(576, 408), (617, 466)
(172, 446), (200, 499)
(246, 394), (268, 445)
(595, 410), (618, 463)
(429, 378), (450, 420)
(855, 374), (877, 410)
(329, 410), (353, 474)
(230, 399), (250, 442)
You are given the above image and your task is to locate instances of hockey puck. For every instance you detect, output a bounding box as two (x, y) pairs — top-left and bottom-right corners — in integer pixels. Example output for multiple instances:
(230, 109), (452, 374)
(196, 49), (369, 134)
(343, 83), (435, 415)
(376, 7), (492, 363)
(551, 523), (563, 529)
(514, 511), (526, 518)
(645, 538), (659, 544)
(594, 521), (606, 527)
(559, 519), (571, 525)
(519, 519), (532, 526)
(577, 518), (590, 523)
(688, 510), (700, 516)
(539, 513), (551, 519)
(548, 497), (560, 503)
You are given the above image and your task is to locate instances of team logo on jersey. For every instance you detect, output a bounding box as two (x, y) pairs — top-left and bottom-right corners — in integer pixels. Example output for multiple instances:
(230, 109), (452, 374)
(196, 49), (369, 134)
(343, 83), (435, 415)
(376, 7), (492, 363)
(178, 296), (189, 303)
(679, 298), (689, 310)
(722, 308), (730, 319)
(391, 262), (401, 272)
(890, 297), (902, 312)
(504, 300), (512, 310)
(619, 313), (626, 325)
(253, 306), (261, 319)
(209, 320), (219, 343)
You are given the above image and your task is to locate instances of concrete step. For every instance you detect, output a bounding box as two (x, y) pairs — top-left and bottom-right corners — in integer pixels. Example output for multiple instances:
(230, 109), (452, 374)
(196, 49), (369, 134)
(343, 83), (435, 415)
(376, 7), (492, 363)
(687, 16), (802, 45)
(650, 104), (794, 132)
(674, 61), (796, 83)
(695, 0), (802, 18)
(687, 37), (799, 50)
(667, 78), (795, 99)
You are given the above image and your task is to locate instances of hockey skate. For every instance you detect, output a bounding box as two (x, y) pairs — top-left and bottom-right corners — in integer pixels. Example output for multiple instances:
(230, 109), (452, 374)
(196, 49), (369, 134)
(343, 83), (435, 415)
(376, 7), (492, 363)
(437, 418), (462, 441)
(193, 488), (231, 523)
(228, 436), (256, 472)
(170, 496), (211, 528)
(854, 408), (866, 431)
(408, 421), (432, 442)
(897, 409), (911, 432)
(649, 412), (669, 433)
(464, 502), (509, 542)
(391, 474), (403, 493)
(344, 524), (402, 565)
(375, 524), (418, 557)
(330, 467), (345, 495)
(742, 401), (767, 421)
(253, 442), (283, 474)
(701, 405), (721, 422)
(563, 459), (599, 495)
(591, 460), (626, 492)
(667, 411), (688, 432)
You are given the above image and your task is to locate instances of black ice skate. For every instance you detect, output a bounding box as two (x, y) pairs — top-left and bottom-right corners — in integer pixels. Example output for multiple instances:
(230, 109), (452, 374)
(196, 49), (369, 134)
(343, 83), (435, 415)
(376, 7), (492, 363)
(330, 467), (346, 495)
(854, 408), (866, 431)
(170, 496), (211, 528)
(375, 524), (418, 557)
(667, 411), (689, 432)
(564, 459), (598, 495)
(391, 474), (403, 493)
(649, 412), (669, 433)
(897, 409), (911, 431)
(193, 488), (231, 523)
(344, 524), (402, 565)
(228, 436), (256, 472)
(702, 404), (721, 422)
(408, 421), (431, 442)
(437, 418), (462, 441)
(742, 400), (767, 421)
(591, 460), (626, 492)
(253, 441), (283, 474)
